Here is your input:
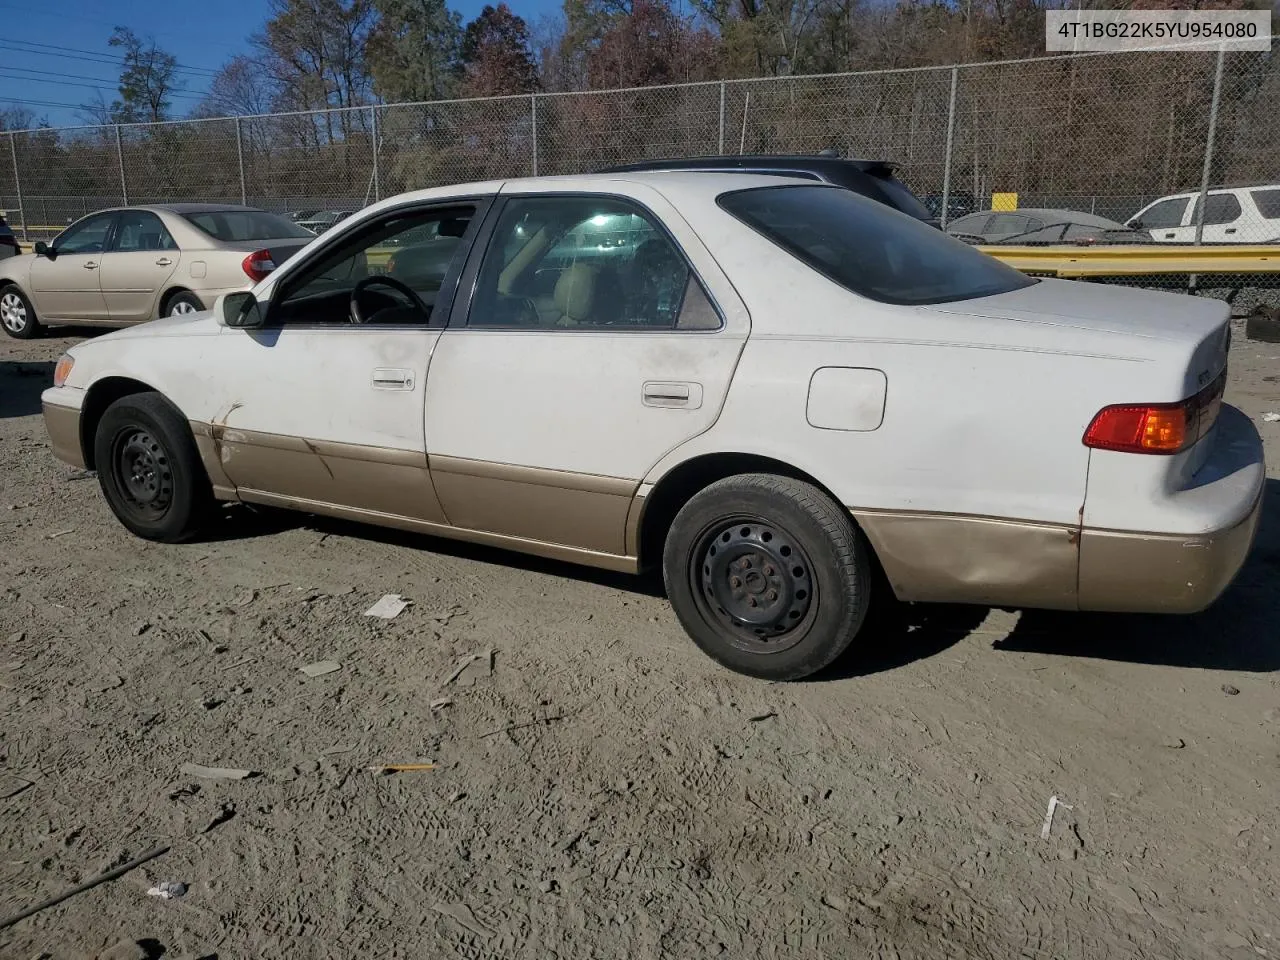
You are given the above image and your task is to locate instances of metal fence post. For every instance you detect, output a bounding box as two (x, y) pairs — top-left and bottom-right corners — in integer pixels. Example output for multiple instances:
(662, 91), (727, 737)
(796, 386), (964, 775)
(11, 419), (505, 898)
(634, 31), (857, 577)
(718, 81), (726, 154)
(1192, 46), (1225, 248)
(235, 117), (247, 206)
(8, 132), (26, 241)
(369, 106), (381, 202)
(530, 94), (538, 177)
(114, 125), (128, 204)
(940, 66), (958, 229)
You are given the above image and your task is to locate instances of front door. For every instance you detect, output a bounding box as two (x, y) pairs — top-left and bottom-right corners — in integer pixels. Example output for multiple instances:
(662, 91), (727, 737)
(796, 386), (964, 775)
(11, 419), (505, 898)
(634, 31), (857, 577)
(29, 212), (116, 319)
(99, 209), (181, 322)
(423, 187), (748, 558)
(1134, 196), (1193, 243)
(205, 199), (487, 523)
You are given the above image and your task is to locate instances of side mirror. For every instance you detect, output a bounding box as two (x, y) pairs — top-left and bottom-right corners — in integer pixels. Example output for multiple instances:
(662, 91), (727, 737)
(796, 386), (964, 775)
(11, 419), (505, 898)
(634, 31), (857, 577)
(34, 241), (54, 259)
(217, 290), (266, 329)
(1127, 218), (1142, 230)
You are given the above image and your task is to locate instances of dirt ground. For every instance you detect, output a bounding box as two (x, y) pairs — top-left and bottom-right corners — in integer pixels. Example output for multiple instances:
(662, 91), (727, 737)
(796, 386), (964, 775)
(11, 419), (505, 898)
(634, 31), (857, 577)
(1, 322), (1278, 960)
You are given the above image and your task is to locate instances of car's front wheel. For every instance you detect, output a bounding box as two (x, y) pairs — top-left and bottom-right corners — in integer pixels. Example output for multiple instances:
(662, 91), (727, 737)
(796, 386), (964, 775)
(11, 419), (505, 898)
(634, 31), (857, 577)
(0, 285), (40, 339)
(94, 392), (213, 543)
(663, 473), (873, 680)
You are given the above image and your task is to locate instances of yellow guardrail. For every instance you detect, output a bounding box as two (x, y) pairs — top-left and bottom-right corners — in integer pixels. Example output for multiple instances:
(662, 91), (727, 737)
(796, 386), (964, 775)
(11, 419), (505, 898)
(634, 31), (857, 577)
(979, 244), (1280, 277)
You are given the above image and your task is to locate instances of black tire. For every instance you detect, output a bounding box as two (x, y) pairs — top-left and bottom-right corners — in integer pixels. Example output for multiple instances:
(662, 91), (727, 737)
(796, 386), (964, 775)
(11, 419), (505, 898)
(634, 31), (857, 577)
(163, 290), (204, 318)
(94, 392), (213, 543)
(662, 473), (872, 681)
(0, 285), (40, 339)
(1245, 306), (1280, 344)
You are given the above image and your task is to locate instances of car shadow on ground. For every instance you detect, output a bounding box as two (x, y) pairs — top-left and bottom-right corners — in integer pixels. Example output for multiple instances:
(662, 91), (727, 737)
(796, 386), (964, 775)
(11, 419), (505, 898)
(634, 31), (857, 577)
(0, 360), (54, 418)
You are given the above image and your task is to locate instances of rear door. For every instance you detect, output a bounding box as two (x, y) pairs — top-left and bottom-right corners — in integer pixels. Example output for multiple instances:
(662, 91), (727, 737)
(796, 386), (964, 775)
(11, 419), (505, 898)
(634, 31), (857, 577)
(423, 184), (748, 559)
(98, 209), (181, 323)
(1192, 192), (1245, 243)
(29, 212), (116, 320)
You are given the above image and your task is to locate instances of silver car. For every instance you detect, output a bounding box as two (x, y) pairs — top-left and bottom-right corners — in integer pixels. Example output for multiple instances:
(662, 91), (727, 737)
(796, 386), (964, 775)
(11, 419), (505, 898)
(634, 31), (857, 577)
(0, 203), (314, 339)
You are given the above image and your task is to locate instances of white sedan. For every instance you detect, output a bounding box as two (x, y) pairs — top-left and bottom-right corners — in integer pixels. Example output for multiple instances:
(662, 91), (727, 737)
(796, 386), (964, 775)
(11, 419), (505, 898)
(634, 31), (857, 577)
(41, 173), (1265, 680)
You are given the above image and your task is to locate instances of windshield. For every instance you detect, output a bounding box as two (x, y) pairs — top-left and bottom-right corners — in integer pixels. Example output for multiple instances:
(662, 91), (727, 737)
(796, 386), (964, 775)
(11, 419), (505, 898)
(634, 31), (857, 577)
(182, 209), (314, 242)
(719, 185), (1035, 306)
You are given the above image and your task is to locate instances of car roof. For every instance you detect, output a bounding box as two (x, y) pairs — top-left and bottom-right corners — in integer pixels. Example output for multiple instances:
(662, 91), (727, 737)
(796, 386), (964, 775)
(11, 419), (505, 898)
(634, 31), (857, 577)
(599, 155), (900, 183)
(148, 203), (267, 214)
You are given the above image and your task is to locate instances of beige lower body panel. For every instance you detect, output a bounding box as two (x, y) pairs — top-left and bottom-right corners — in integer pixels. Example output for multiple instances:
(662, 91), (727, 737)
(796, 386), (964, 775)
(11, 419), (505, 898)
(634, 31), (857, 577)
(854, 509), (1080, 610)
(1078, 492), (1263, 614)
(43, 402), (85, 469)
(429, 455), (637, 556)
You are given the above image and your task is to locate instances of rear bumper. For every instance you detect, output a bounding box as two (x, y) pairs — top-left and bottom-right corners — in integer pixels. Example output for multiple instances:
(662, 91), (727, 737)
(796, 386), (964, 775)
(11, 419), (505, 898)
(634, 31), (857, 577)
(42, 398), (85, 469)
(1078, 403), (1265, 614)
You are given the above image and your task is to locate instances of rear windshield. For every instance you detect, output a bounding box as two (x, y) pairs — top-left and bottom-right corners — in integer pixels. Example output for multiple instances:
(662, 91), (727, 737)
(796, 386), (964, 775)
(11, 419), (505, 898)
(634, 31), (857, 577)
(182, 210), (313, 242)
(869, 173), (934, 221)
(718, 184), (1036, 306)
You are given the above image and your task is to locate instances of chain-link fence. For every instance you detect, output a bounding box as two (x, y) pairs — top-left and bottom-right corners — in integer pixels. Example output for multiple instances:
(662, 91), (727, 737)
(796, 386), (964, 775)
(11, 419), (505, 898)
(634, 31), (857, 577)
(2, 48), (1277, 258)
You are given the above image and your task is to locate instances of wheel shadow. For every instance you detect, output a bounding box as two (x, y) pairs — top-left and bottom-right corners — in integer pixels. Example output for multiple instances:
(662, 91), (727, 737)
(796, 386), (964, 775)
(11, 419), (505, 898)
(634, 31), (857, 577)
(0, 360), (54, 418)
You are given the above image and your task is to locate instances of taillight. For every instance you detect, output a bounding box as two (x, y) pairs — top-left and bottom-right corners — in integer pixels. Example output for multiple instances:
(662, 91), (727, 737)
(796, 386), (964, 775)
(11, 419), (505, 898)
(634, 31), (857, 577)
(241, 249), (276, 283)
(1083, 372), (1226, 455)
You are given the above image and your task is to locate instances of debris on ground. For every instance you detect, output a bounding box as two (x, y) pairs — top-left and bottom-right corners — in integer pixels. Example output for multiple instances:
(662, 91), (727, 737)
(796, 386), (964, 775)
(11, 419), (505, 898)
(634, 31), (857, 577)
(1163, 737), (1186, 749)
(1262, 412), (1280, 423)
(180, 763), (256, 781)
(1040, 795), (1072, 840)
(202, 802), (236, 833)
(748, 710), (777, 722)
(1222, 684), (1241, 696)
(146, 881), (187, 900)
(233, 589), (258, 607)
(43, 528), (74, 539)
(364, 594), (411, 619)
(367, 763), (437, 775)
(430, 697), (453, 711)
(443, 649), (495, 687)
(132, 622), (150, 637)
(0, 844), (170, 931)
(299, 659), (341, 678)
(167, 783), (200, 801)
(65, 469), (95, 481)
(0, 774), (33, 799)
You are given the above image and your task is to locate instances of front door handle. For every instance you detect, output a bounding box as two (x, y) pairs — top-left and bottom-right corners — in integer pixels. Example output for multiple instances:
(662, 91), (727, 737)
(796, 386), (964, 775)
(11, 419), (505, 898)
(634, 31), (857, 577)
(155, 257), (173, 266)
(1224, 228), (1237, 235)
(643, 381), (702, 409)
(83, 261), (99, 270)
(372, 367), (414, 391)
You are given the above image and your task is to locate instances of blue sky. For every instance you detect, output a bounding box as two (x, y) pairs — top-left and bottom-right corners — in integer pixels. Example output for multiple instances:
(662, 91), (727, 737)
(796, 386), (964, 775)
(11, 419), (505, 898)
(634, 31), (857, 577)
(0, 0), (558, 130)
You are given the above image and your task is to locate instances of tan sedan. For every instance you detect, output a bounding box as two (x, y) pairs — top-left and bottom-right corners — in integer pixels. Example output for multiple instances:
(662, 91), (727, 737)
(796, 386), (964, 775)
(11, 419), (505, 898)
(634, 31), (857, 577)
(0, 203), (314, 339)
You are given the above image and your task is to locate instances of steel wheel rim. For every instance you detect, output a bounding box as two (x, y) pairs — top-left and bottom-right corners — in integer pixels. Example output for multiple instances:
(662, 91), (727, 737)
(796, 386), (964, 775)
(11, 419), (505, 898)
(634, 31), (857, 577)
(1, 292), (27, 333)
(689, 514), (817, 655)
(112, 427), (174, 520)
(170, 299), (197, 316)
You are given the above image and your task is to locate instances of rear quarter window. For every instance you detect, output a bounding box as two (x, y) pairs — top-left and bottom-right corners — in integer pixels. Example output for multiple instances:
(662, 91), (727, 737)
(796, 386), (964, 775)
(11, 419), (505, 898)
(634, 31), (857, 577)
(719, 184), (1035, 306)
(1250, 188), (1280, 220)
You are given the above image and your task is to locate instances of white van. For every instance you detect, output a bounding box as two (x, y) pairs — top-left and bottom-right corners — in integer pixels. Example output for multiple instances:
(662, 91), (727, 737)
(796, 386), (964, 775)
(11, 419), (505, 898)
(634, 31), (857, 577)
(1128, 185), (1280, 243)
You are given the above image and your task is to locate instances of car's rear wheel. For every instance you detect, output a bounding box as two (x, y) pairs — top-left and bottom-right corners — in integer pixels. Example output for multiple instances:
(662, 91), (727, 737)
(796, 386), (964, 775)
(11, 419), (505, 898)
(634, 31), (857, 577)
(662, 473), (872, 680)
(164, 291), (204, 317)
(94, 392), (213, 543)
(0, 285), (40, 339)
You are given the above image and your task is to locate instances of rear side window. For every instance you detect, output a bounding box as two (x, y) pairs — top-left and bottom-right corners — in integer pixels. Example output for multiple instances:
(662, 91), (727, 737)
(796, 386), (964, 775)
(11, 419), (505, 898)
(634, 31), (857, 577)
(720, 184), (1035, 306)
(1137, 197), (1189, 229)
(1250, 188), (1280, 220)
(182, 210), (313, 242)
(1192, 193), (1242, 226)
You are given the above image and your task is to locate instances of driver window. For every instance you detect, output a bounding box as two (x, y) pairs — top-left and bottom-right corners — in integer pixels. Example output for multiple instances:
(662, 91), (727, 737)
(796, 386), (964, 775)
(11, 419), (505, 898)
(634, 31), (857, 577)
(55, 214), (115, 255)
(273, 205), (476, 326)
(468, 196), (719, 331)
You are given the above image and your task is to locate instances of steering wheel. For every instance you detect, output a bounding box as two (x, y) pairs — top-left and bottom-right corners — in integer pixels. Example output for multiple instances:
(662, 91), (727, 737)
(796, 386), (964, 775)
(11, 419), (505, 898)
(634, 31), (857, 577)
(349, 275), (430, 325)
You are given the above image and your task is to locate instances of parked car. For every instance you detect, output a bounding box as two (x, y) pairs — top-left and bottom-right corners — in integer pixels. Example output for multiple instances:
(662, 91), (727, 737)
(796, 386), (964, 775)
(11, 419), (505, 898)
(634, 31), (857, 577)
(946, 209), (1135, 245)
(41, 173), (1262, 680)
(0, 203), (315, 339)
(1127, 184), (1280, 243)
(600, 154), (940, 227)
(0, 215), (21, 259)
(922, 190), (977, 221)
(296, 210), (353, 235)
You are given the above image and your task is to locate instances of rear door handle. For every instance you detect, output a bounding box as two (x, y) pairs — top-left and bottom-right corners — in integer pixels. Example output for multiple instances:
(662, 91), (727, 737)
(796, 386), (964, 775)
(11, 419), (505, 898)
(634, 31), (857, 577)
(155, 257), (173, 266)
(83, 261), (98, 270)
(372, 367), (414, 391)
(643, 381), (702, 409)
